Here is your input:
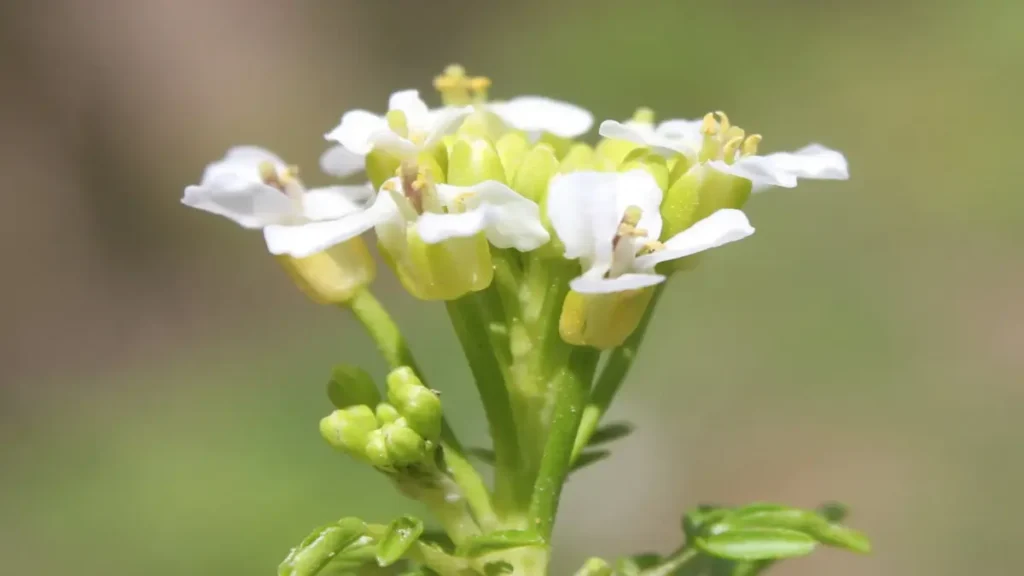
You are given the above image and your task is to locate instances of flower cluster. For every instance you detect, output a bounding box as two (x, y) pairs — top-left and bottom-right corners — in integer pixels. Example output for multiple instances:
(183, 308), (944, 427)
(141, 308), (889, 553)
(184, 64), (846, 349)
(184, 65), (858, 576)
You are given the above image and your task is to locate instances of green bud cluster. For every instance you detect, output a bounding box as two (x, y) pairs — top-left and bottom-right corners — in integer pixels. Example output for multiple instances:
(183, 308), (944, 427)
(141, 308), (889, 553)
(320, 366), (443, 472)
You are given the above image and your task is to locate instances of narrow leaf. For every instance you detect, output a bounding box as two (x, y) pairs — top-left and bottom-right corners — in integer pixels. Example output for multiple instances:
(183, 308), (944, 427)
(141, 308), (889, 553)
(586, 422), (635, 446)
(455, 529), (546, 558)
(483, 561), (515, 575)
(727, 504), (870, 553)
(570, 449), (611, 472)
(278, 518), (367, 576)
(376, 516), (424, 567)
(682, 504), (728, 540)
(697, 527), (817, 561)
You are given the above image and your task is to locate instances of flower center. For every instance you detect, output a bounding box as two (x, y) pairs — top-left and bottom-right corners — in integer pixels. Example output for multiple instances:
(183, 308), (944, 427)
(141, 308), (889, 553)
(385, 110), (428, 145)
(382, 162), (443, 218)
(608, 205), (651, 277)
(432, 64), (491, 107)
(699, 111), (762, 164)
(259, 161), (304, 202)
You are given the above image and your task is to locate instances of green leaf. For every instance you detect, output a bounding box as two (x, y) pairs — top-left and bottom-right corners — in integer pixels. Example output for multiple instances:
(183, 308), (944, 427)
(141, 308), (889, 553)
(573, 557), (612, 576)
(586, 422), (635, 446)
(327, 365), (381, 409)
(376, 516), (424, 567)
(682, 504), (728, 541)
(455, 529), (546, 557)
(817, 501), (849, 523)
(278, 518), (367, 576)
(570, 449), (611, 473)
(697, 527), (817, 561)
(727, 503), (870, 554)
(613, 552), (661, 575)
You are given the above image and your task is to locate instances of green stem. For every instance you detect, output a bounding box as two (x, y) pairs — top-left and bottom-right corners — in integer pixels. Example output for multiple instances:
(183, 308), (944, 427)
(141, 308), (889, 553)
(571, 283), (667, 462)
(446, 295), (527, 515)
(528, 345), (600, 540)
(640, 547), (699, 576)
(344, 290), (497, 530)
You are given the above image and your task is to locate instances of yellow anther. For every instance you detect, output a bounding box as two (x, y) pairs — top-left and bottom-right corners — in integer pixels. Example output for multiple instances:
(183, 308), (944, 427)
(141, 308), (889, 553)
(381, 180), (398, 193)
(631, 107), (655, 125)
(640, 240), (666, 254)
(723, 126), (746, 142)
(700, 112), (719, 135)
(449, 191), (477, 212)
(433, 64), (467, 89)
(259, 161), (281, 187)
(468, 76), (491, 91)
(722, 135), (745, 160)
(714, 111), (731, 134)
(742, 134), (762, 156)
(622, 205), (643, 227)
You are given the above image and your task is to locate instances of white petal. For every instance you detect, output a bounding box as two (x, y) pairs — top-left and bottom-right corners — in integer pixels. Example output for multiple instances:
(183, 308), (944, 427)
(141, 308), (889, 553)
(569, 272), (665, 294)
(324, 110), (385, 156)
(302, 185), (374, 221)
(707, 157), (798, 189)
(489, 97), (593, 138)
(319, 145), (366, 177)
(760, 144), (849, 182)
(389, 89), (431, 129)
(200, 146), (285, 185)
(416, 210), (488, 244)
(182, 182), (294, 229)
(423, 106), (471, 148)
(634, 209), (754, 269)
(598, 120), (651, 147)
(547, 171), (621, 266)
(437, 181), (550, 251)
(368, 130), (420, 159)
(654, 119), (703, 157)
(263, 197), (393, 258)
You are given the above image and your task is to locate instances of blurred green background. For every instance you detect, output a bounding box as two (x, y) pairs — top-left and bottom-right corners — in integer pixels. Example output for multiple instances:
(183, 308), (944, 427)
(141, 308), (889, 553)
(1, 1), (1019, 574)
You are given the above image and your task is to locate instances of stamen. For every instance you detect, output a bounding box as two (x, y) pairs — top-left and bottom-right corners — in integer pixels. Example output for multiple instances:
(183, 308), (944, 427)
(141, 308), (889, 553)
(714, 111), (731, 135)
(258, 161), (280, 188)
(722, 136), (745, 162)
(468, 76), (491, 102)
(638, 240), (666, 255)
(700, 112), (719, 135)
(433, 64), (473, 106)
(631, 107), (655, 125)
(742, 134), (762, 156)
(723, 126), (746, 142)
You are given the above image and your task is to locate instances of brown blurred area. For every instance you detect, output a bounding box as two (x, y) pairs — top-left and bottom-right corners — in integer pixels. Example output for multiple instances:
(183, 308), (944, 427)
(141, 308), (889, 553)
(1, 1), (1021, 575)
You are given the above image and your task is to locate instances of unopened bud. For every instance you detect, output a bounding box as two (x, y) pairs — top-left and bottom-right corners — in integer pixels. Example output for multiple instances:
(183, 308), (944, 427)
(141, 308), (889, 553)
(448, 136), (506, 186)
(495, 131), (530, 182)
(320, 405), (378, 458)
(386, 367), (443, 442)
(375, 403), (401, 426)
(327, 365), (380, 409)
(364, 429), (392, 470)
(573, 557), (612, 576)
(618, 151), (669, 190)
(513, 143), (559, 204)
(382, 419), (427, 467)
(559, 143), (595, 173)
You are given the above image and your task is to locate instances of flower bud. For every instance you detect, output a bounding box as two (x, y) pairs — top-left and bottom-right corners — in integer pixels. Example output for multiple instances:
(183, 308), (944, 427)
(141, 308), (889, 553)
(327, 365), (381, 409)
(660, 165), (702, 241)
(559, 143), (596, 173)
(456, 108), (509, 142)
(448, 136), (506, 186)
(559, 288), (656, 349)
(363, 428), (392, 470)
(513, 143), (559, 204)
(691, 167), (753, 221)
(574, 557), (612, 576)
(320, 405), (379, 459)
(277, 239), (376, 305)
(619, 150), (669, 191)
(365, 148), (402, 191)
(382, 419), (427, 467)
(385, 227), (493, 301)
(375, 403), (401, 426)
(495, 131), (530, 183)
(594, 137), (641, 169)
(386, 367), (443, 442)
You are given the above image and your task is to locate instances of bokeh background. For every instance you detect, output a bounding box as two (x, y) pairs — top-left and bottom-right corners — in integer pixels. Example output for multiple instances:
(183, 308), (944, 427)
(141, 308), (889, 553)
(2, 1), (1020, 574)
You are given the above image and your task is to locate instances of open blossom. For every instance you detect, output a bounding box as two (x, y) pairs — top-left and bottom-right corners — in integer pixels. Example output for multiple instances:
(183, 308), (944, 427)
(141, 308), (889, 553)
(182, 146), (374, 255)
(548, 170), (754, 293)
(320, 90), (470, 177)
(601, 111), (848, 192)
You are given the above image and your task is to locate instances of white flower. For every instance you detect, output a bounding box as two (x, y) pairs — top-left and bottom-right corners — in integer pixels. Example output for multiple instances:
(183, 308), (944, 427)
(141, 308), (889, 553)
(373, 177), (550, 254)
(487, 96), (593, 139)
(182, 146), (375, 257)
(547, 170), (755, 294)
(601, 112), (849, 192)
(321, 90), (469, 177)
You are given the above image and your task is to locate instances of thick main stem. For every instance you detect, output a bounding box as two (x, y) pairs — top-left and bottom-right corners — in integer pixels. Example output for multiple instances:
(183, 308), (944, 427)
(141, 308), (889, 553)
(528, 345), (600, 541)
(345, 290), (497, 530)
